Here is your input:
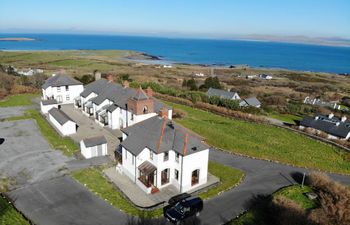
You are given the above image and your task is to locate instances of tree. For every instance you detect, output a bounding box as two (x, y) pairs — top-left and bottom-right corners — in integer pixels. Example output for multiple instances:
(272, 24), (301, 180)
(186, 78), (198, 91)
(200, 76), (221, 90)
(182, 79), (187, 87)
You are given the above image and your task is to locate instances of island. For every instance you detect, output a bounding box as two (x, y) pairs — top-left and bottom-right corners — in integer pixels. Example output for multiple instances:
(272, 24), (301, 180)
(0, 37), (35, 41)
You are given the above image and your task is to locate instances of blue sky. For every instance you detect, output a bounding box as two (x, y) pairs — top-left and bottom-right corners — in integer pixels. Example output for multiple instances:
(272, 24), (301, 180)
(1, 0), (349, 39)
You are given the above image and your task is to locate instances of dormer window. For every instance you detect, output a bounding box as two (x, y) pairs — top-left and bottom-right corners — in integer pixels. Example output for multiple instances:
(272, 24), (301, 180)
(164, 152), (169, 161)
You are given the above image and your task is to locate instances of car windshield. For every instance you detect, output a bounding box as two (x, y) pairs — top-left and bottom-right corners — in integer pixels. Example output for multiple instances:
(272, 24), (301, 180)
(174, 202), (185, 214)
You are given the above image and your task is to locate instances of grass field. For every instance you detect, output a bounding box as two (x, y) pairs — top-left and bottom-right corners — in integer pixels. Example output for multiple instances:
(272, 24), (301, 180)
(166, 101), (350, 175)
(0, 195), (29, 225)
(6, 109), (78, 157)
(0, 94), (39, 107)
(268, 112), (302, 124)
(231, 185), (316, 225)
(72, 162), (243, 218)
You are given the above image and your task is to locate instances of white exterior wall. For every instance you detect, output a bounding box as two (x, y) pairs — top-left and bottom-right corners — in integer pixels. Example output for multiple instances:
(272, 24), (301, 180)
(93, 99), (111, 118)
(81, 92), (97, 106)
(48, 114), (76, 136)
(181, 149), (209, 193)
(121, 147), (137, 181)
(43, 85), (83, 104)
(40, 102), (58, 114)
(80, 141), (107, 159)
(108, 109), (120, 129)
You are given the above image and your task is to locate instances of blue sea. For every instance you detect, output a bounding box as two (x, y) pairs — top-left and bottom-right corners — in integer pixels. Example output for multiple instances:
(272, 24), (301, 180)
(1, 33), (350, 74)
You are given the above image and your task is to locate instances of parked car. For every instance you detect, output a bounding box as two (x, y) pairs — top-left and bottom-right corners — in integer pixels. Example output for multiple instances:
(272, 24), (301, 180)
(164, 196), (203, 224)
(168, 193), (191, 206)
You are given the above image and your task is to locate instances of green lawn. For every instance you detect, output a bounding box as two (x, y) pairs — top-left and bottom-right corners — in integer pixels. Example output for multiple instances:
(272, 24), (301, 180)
(231, 185), (317, 225)
(268, 112), (302, 124)
(165, 102), (350, 175)
(6, 110), (78, 157)
(72, 162), (244, 218)
(0, 195), (29, 225)
(0, 94), (39, 107)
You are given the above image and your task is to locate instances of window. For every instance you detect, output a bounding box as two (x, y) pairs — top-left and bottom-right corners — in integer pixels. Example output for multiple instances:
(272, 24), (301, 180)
(175, 169), (179, 180)
(175, 153), (180, 163)
(150, 151), (153, 160)
(131, 113), (134, 120)
(65, 85), (69, 91)
(161, 168), (170, 185)
(164, 152), (169, 161)
(66, 95), (70, 101)
(57, 87), (61, 92)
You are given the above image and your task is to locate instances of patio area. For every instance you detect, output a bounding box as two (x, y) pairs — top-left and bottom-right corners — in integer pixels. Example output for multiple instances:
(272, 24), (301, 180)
(104, 166), (220, 208)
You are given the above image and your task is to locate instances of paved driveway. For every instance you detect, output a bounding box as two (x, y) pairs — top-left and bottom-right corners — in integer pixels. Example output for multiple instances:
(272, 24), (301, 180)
(0, 120), (71, 188)
(196, 149), (350, 225)
(60, 104), (122, 156)
(0, 106), (30, 119)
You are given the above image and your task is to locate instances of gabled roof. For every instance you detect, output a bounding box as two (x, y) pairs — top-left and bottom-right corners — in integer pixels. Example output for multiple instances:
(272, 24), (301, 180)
(48, 108), (75, 125)
(207, 87), (239, 99)
(132, 88), (149, 101)
(83, 136), (107, 148)
(121, 116), (209, 156)
(240, 97), (261, 107)
(80, 79), (170, 112)
(42, 74), (82, 89)
(300, 114), (350, 138)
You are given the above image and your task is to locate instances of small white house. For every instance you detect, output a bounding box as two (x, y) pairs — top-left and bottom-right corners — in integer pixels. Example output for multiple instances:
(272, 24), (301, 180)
(80, 136), (108, 159)
(42, 74), (84, 104)
(207, 87), (240, 100)
(119, 114), (209, 194)
(48, 108), (77, 136)
(259, 74), (273, 80)
(40, 99), (58, 114)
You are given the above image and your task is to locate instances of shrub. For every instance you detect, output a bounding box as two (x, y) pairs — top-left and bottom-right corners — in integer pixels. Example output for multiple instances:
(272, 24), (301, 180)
(307, 172), (350, 225)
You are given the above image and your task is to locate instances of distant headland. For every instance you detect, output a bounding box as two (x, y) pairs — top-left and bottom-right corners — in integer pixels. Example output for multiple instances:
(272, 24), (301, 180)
(0, 37), (35, 41)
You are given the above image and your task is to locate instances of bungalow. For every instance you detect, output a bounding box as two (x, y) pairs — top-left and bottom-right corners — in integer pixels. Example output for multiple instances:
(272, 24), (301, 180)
(48, 108), (77, 136)
(42, 74), (84, 104)
(299, 114), (350, 140)
(119, 111), (209, 194)
(207, 87), (240, 100)
(80, 136), (108, 159)
(239, 97), (261, 108)
(77, 77), (172, 129)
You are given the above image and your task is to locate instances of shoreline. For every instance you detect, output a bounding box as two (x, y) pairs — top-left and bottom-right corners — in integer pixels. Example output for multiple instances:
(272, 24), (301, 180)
(0, 37), (35, 41)
(0, 49), (349, 75)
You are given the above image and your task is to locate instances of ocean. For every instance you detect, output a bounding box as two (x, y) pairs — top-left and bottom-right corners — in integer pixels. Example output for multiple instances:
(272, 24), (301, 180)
(1, 33), (350, 74)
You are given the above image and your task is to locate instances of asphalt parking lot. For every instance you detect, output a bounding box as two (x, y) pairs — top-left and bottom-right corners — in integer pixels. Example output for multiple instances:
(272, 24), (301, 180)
(0, 106), (29, 119)
(0, 119), (71, 189)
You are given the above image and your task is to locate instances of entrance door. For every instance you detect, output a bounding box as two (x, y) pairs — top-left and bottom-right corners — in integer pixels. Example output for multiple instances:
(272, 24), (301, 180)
(97, 145), (103, 156)
(191, 169), (200, 186)
(57, 95), (62, 103)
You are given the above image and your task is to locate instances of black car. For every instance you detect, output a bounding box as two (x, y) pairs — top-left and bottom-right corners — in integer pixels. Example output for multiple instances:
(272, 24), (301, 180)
(164, 196), (203, 224)
(168, 193), (191, 206)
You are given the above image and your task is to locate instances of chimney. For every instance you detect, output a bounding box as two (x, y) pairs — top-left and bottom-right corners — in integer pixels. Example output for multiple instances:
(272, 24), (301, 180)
(328, 113), (334, 119)
(94, 71), (101, 80)
(183, 133), (189, 156)
(159, 107), (168, 118)
(145, 87), (153, 97)
(122, 80), (129, 88)
(107, 74), (114, 83)
(341, 116), (347, 122)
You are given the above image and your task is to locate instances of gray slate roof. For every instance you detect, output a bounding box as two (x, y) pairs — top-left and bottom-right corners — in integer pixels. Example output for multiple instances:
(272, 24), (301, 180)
(300, 114), (350, 138)
(240, 97), (261, 107)
(42, 74), (82, 89)
(207, 88), (239, 99)
(48, 108), (75, 125)
(121, 116), (209, 156)
(83, 136), (107, 147)
(81, 79), (170, 112)
(41, 99), (58, 105)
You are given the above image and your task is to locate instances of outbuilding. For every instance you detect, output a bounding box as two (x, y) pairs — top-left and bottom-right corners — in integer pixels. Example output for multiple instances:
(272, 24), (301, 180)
(40, 99), (59, 114)
(48, 108), (77, 136)
(80, 136), (108, 159)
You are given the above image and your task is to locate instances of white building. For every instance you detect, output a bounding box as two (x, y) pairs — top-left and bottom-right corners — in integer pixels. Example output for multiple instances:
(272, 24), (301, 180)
(119, 112), (209, 194)
(259, 74), (273, 80)
(207, 87), (240, 100)
(80, 136), (108, 159)
(48, 108), (77, 136)
(76, 77), (172, 130)
(40, 99), (58, 114)
(42, 74), (84, 104)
